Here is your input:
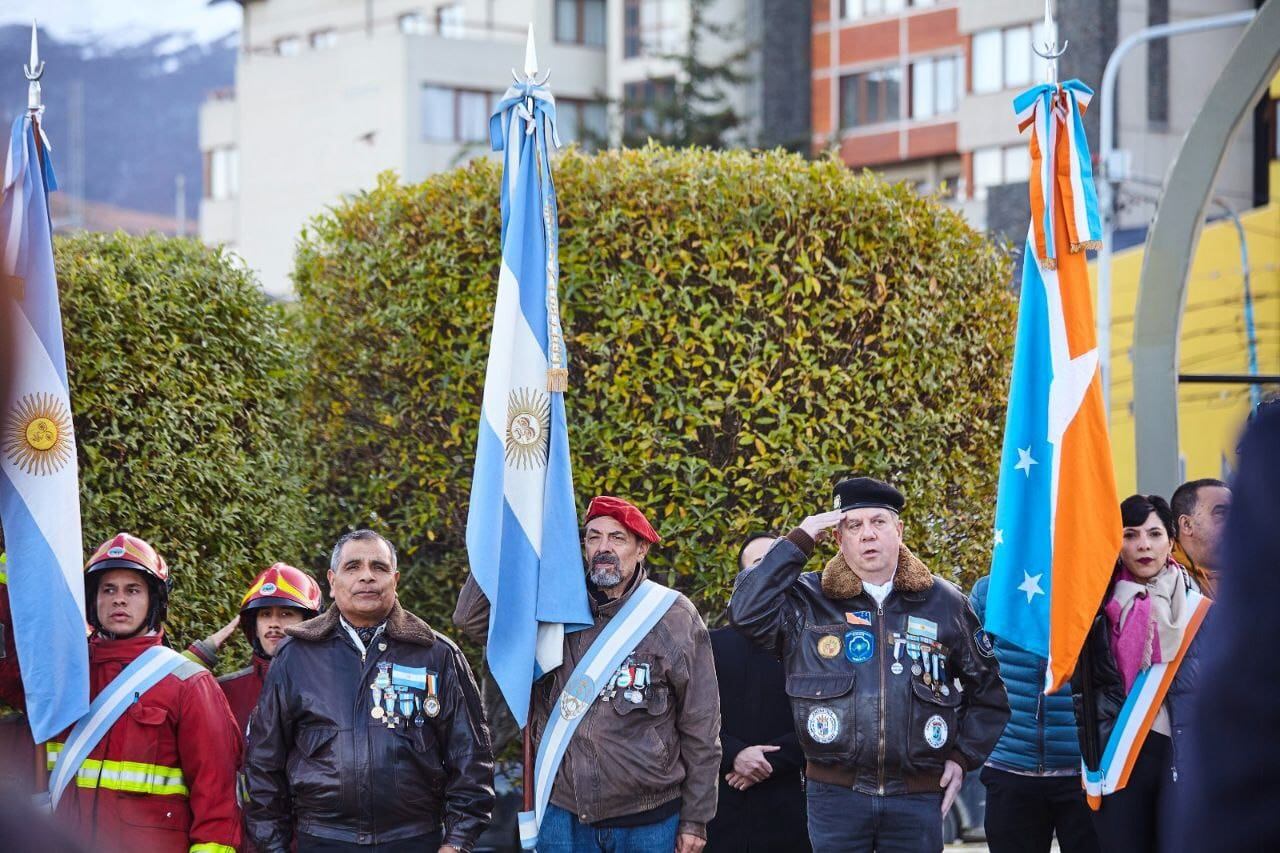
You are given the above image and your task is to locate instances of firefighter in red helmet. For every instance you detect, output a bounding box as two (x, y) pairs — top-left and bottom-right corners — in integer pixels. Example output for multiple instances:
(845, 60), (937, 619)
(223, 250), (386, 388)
(46, 533), (242, 853)
(188, 564), (322, 735)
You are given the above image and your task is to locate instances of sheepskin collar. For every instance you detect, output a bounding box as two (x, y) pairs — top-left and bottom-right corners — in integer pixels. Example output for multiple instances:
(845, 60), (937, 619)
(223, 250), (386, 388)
(287, 600), (436, 647)
(821, 544), (935, 601)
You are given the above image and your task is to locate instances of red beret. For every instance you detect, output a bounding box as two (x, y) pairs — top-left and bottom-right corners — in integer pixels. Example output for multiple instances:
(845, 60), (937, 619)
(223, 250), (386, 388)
(584, 496), (661, 544)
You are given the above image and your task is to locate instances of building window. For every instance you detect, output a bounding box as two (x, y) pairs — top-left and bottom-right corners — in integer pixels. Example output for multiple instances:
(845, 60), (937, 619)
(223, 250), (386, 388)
(422, 85), (495, 143)
(309, 29), (337, 50)
(623, 78), (675, 138)
(971, 23), (1046, 94)
(438, 4), (465, 39)
(275, 36), (301, 57)
(206, 147), (239, 200)
(972, 144), (1029, 199)
(843, 0), (925, 19)
(910, 55), (959, 119)
(559, 100), (609, 149)
(556, 0), (606, 47)
(839, 67), (902, 130)
(624, 0), (683, 59)
(399, 12), (430, 35)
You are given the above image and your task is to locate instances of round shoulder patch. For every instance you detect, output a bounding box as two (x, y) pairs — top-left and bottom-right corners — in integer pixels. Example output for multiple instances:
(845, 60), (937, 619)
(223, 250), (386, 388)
(974, 628), (996, 658)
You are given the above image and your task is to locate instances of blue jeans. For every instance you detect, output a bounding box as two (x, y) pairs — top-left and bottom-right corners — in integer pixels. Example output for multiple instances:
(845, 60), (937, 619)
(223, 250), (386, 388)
(539, 804), (681, 852)
(806, 781), (943, 853)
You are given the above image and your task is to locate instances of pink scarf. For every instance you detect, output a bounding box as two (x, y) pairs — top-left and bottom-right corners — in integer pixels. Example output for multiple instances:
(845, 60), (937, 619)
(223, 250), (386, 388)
(1104, 562), (1189, 693)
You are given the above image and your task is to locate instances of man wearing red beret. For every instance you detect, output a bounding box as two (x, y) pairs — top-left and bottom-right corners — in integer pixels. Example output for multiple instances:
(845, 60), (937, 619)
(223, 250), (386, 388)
(455, 496), (721, 853)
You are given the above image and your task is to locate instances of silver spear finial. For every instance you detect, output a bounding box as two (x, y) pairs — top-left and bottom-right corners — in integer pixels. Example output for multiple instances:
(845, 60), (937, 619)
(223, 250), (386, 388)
(25, 20), (45, 116)
(511, 23), (551, 87)
(1032, 0), (1068, 85)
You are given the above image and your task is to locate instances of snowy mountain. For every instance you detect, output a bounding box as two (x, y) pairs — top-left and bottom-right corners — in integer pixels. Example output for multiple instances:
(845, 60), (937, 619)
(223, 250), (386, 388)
(0, 24), (235, 219)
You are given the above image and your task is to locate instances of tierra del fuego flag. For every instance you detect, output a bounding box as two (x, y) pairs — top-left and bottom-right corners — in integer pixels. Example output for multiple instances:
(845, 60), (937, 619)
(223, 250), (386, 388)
(984, 79), (1120, 694)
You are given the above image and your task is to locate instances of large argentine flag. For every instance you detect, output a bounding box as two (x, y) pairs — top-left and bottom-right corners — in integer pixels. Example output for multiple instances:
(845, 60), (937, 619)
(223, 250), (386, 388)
(986, 81), (1120, 694)
(465, 78), (591, 728)
(0, 114), (88, 743)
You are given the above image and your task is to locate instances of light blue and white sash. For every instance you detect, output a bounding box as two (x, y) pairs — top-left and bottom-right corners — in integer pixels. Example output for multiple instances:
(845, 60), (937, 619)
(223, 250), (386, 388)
(40, 644), (188, 811)
(518, 580), (678, 849)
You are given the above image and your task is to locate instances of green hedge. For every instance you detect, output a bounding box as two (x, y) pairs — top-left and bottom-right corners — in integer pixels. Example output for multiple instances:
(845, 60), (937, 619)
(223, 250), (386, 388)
(295, 146), (1014, 626)
(49, 233), (311, 656)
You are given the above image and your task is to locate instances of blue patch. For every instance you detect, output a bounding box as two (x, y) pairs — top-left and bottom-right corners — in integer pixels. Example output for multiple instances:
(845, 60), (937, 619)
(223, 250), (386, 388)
(845, 629), (875, 664)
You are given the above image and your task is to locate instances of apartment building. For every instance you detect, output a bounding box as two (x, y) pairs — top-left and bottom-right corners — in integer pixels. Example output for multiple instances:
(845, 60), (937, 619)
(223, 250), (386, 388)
(812, 0), (1261, 232)
(200, 0), (803, 297)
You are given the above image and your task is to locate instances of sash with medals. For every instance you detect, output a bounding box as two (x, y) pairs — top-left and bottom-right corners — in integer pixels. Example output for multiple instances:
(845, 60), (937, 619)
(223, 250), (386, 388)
(517, 579), (678, 850)
(1083, 588), (1211, 809)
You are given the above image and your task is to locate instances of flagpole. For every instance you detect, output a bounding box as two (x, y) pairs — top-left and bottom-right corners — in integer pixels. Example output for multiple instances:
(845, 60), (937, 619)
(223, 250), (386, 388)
(23, 18), (51, 797)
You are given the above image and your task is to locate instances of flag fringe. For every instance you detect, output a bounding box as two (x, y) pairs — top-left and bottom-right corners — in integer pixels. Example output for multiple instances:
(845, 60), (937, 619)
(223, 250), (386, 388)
(1072, 240), (1103, 253)
(547, 368), (568, 393)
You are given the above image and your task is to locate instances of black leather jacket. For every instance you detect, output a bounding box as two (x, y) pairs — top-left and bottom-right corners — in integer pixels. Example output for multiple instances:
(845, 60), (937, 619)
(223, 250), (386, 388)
(729, 532), (1009, 795)
(243, 602), (494, 852)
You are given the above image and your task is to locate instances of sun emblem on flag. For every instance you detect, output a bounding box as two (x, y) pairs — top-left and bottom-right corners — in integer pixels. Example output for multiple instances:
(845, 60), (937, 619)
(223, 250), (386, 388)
(505, 387), (551, 469)
(4, 392), (74, 476)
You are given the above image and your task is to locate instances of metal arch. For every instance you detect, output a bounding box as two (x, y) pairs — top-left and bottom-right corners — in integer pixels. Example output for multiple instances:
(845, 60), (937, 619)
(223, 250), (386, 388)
(1132, 1), (1280, 497)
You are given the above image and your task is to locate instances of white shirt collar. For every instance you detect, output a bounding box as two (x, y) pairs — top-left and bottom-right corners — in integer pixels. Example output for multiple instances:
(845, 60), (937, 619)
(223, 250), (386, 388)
(862, 575), (895, 608)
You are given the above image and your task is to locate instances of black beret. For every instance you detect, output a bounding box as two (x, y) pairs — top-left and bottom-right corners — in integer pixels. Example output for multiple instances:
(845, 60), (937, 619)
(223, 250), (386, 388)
(832, 477), (905, 514)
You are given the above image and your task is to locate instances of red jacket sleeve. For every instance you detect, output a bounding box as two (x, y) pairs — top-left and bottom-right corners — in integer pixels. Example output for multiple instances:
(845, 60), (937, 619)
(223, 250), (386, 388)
(0, 577), (26, 712)
(177, 669), (243, 852)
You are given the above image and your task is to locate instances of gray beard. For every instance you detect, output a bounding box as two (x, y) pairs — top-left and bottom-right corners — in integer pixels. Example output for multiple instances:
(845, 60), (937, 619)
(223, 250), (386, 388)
(588, 555), (623, 588)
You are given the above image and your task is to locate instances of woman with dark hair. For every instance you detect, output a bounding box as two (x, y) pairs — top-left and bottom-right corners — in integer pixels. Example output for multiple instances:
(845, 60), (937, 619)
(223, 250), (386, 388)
(1072, 494), (1211, 852)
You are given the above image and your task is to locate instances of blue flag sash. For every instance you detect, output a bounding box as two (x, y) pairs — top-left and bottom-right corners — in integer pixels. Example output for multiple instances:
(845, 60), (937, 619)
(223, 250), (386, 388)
(517, 580), (678, 849)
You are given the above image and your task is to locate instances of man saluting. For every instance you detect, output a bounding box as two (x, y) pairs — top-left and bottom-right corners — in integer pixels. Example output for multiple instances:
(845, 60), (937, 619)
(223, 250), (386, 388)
(730, 477), (1009, 853)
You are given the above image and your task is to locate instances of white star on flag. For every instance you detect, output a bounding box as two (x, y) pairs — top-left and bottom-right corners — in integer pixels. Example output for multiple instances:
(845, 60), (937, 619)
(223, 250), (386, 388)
(1018, 571), (1045, 603)
(994, 529), (1005, 546)
(1015, 447), (1038, 477)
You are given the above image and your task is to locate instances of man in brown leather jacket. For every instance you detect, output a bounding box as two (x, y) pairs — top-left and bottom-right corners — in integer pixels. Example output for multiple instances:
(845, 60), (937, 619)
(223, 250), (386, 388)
(454, 495), (721, 853)
(730, 477), (1009, 853)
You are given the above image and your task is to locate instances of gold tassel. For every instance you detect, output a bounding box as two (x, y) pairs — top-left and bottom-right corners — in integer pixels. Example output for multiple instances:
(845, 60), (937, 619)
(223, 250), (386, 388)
(547, 368), (568, 393)
(1041, 256), (1057, 271)
(1071, 240), (1103, 253)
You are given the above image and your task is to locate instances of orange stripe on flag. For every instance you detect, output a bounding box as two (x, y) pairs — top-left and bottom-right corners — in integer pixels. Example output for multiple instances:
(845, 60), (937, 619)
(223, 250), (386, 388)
(1046, 153), (1122, 694)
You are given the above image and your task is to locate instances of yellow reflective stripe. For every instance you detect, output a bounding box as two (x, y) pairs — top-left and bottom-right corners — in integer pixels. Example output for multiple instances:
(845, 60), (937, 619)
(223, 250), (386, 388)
(190, 845), (236, 853)
(45, 746), (188, 796)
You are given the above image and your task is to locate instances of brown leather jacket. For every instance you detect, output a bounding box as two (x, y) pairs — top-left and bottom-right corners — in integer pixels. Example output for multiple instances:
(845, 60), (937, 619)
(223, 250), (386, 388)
(453, 567), (721, 838)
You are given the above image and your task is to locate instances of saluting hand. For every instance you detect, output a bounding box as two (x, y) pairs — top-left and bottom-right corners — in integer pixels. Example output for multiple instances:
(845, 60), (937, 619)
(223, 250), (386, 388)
(207, 614), (240, 649)
(799, 509), (845, 543)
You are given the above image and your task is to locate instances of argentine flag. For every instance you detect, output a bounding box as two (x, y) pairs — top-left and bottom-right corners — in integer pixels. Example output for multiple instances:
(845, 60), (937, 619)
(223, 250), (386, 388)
(464, 72), (591, 728)
(1, 114), (88, 743)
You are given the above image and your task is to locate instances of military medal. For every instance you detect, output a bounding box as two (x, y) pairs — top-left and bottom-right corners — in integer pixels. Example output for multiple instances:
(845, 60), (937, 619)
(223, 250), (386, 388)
(890, 634), (905, 675)
(413, 695), (426, 727)
(399, 690), (415, 720)
(940, 684), (951, 697)
(424, 671), (441, 718)
(375, 662), (392, 689)
(371, 705), (385, 720)
(383, 687), (398, 727)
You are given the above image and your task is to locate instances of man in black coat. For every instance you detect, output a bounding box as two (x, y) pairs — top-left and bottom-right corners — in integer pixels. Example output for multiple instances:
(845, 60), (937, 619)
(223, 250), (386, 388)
(706, 534), (810, 853)
(1174, 401), (1280, 851)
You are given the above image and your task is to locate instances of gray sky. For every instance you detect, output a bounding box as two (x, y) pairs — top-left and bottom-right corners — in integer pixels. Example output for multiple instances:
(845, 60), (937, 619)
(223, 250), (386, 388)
(0, 0), (241, 46)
